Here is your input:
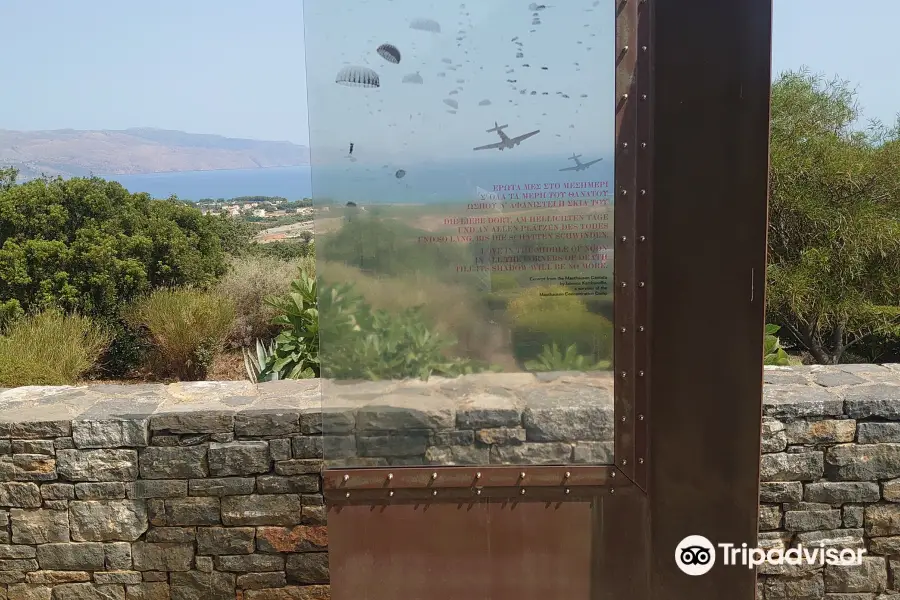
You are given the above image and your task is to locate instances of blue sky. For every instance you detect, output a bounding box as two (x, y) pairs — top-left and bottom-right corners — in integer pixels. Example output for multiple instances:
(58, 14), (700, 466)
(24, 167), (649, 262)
(0, 0), (897, 146)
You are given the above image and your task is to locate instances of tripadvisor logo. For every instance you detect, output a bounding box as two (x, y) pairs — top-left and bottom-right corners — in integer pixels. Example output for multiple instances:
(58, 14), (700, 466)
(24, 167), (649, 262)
(675, 535), (865, 576)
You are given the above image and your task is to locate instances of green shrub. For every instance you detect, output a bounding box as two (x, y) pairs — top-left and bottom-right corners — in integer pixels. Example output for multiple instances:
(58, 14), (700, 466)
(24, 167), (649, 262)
(512, 309), (613, 366)
(217, 257), (299, 349)
(525, 343), (610, 372)
(764, 324), (793, 366)
(126, 288), (235, 381)
(0, 310), (110, 386)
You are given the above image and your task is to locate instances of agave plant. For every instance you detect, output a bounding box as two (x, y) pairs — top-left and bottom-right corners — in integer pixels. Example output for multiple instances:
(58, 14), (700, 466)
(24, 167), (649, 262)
(242, 339), (278, 383)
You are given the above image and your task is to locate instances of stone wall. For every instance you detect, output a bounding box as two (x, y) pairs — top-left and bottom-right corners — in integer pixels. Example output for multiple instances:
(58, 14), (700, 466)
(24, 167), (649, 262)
(0, 365), (897, 598)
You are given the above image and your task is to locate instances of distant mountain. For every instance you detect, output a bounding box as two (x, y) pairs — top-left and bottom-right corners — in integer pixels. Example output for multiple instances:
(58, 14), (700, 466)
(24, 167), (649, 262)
(0, 128), (309, 179)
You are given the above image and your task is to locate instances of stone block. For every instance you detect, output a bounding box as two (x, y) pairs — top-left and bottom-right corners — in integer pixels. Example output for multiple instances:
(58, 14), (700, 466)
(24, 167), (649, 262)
(208, 442), (270, 476)
(57, 450), (138, 482)
(72, 420), (149, 449)
(69, 500), (148, 542)
(244, 585), (330, 600)
(475, 427), (526, 446)
(150, 412), (234, 435)
(824, 557), (887, 594)
(25, 571), (91, 584)
(795, 529), (865, 549)
(424, 446), (490, 465)
(844, 505), (865, 528)
(169, 570), (235, 600)
(221, 495), (303, 527)
(456, 394), (521, 429)
(785, 419), (856, 445)
(257, 476), (319, 495)
(843, 384), (900, 419)
(868, 537), (900, 555)
(104, 543), (133, 570)
(758, 505), (782, 531)
(291, 436), (324, 460)
(10, 508), (70, 544)
(196, 527), (256, 555)
(269, 439), (292, 462)
(759, 482), (802, 503)
(138, 447), (207, 479)
(761, 418), (787, 453)
(866, 505), (900, 536)
(0, 455), (56, 482)
(6, 584), (50, 600)
(75, 483), (126, 500)
(763, 384), (843, 418)
(825, 444), (900, 481)
(763, 572), (824, 600)
(0, 483), (41, 507)
(51, 583), (126, 599)
(126, 480), (187, 499)
(124, 583), (169, 600)
(94, 572), (142, 585)
(804, 482), (881, 504)
(188, 478), (254, 497)
(490, 443), (574, 464)
(760, 452), (824, 482)
(234, 412), (300, 437)
(131, 543), (193, 572)
(286, 553), (329, 585)
(273, 460), (321, 476)
(40, 483), (74, 501)
(430, 430), (475, 447)
(356, 396), (455, 432)
(10, 441), (54, 456)
(357, 433), (429, 458)
(145, 528), (195, 544)
(237, 572), (287, 590)
(36, 543), (105, 570)
(0, 546), (34, 559)
(215, 554), (284, 573)
(522, 393), (614, 442)
(857, 423), (900, 444)
(784, 509), (842, 532)
(9, 421), (71, 439)
(572, 441), (615, 464)
(256, 526), (328, 553)
(148, 497), (220, 527)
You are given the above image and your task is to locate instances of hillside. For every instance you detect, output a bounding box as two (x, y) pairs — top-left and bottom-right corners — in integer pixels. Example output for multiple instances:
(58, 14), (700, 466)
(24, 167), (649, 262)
(0, 128), (309, 178)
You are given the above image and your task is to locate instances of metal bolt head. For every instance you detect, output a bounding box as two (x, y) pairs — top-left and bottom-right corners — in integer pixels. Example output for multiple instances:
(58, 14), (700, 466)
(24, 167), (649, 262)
(622, 142), (628, 149)
(638, 281), (645, 288)
(620, 371), (627, 378)
(564, 471), (571, 478)
(387, 473), (393, 480)
(640, 142), (647, 149)
(638, 325), (645, 332)
(475, 472), (481, 479)
(620, 281), (627, 288)
(520, 472), (526, 479)
(620, 327), (627, 333)
(621, 189), (628, 196)
(476, 489), (482, 495)
(639, 458), (645, 465)
(565, 488), (571, 495)
(638, 370), (645, 377)
(621, 416), (626, 422)
(620, 236), (627, 242)
(432, 490), (438, 496)
(641, 94), (647, 100)
(622, 45), (629, 52)
(641, 45), (648, 51)
(345, 492), (351, 498)
(520, 489), (526, 495)
(343, 474), (350, 481)
(610, 488), (616, 494)
(621, 459), (628, 466)
(431, 472), (438, 479)
(638, 414), (645, 421)
(622, 93), (629, 100)
(389, 490), (394, 497)
(640, 189), (647, 195)
(610, 471), (616, 478)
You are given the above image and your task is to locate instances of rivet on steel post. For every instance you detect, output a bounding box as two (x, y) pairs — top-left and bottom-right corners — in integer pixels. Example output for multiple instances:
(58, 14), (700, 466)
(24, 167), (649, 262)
(640, 94), (648, 100)
(621, 189), (628, 196)
(475, 489), (482, 495)
(620, 236), (627, 242)
(520, 489), (526, 495)
(519, 472), (526, 480)
(622, 141), (628, 148)
(638, 325), (645, 332)
(639, 458), (645, 465)
(610, 471), (616, 478)
(638, 236), (646, 242)
(638, 414), (645, 421)
(565, 488), (571, 495)
(638, 281), (645, 288)
(343, 474), (350, 482)
(345, 492), (350, 498)
(620, 371), (627, 378)
(622, 45), (629, 52)
(564, 471), (571, 479)
(475, 472), (481, 479)
(389, 490), (394, 497)
(387, 473), (393, 480)
(638, 371), (645, 377)
(432, 490), (438, 496)
(610, 488), (616, 494)
(621, 459), (628, 466)
(640, 189), (647, 195)
(621, 93), (629, 100)
(620, 282), (627, 288)
(640, 142), (647, 149)
(620, 327), (626, 333)
(431, 472), (438, 480)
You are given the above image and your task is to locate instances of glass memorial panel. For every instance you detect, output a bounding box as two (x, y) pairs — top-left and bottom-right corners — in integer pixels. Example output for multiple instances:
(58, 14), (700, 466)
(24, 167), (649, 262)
(304, 0), (616, 467)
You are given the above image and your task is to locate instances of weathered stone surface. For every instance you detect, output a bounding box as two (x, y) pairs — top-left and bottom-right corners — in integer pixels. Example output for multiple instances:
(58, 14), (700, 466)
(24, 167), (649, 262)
(215, 554), (284, 573)
(456, 394), (521, 429)
(9, 421), (71, 440)
(844, 505), (865, 528)
(760, 451), (825, 481)
(805, 482), (881, 504)
(74, 483), (126, 500)
(286, 553), (328, 584)
(237, 572), (287, 590)
(196, 527), (255, 555)
(11, 509), (70, 544)
(269, 439), (292, 462)
(475, 427), (526, 446)
(273, 460), (321, 476)
(424, 445), (490, 465)
(49, 583), (126, 599)
(235, 412), (299, 437)
(11, 440), (54, 456)
(72, 420), (149, 449)
(104, 543), (132, 570)
(814, 370), (867, 387)
(36, 543), (105, 570)
(763, 384), (843, 418)
(208, 442), (270, 476)
(123, 582), (169, 600)
(869, 536), (900, 555)
(760, 482), (803, 503)
(6, 584), (50, 600)
(256, 476), (319, 495)
(290, 436), (324, 460)
(844, 385), (900, 419)
(356, 433), (429, 458)
(69, 500), (148, 542)
(57, 450), (138, 482)
(761, 418), (787, 453)
(825, 557), (888, 594)
(131, 543), (193, 572)
(866, 505), (900, 536)
(0, 483), (41, 508)
(93, 571), (142, 585)
(169, 570), (235, 600)
(148, 498), (220, 527)
(144, 528), (195, 544)
(522, 389), (613, 442)
(0, 455), (56, 482)
(572, 441), (615, 464)
(126, 480), (187, 499)
(759, 505), (782, 530)
(785, 419), (856, 444)
(795, 528), (865, 549)
(138, 447), (207, 479)
(826, 445), (900, 481)
(784, 508), (842, 532)
(40, 484), (73, 501)
(256, 526), (327, 553)
(150, 412), (233, 435)
(356, 396), (455, 432)
(765, 573), (826, 599)
(25, 571), (91, 584)
(187, 478), (254, 497)
(857, 423), (900, 444)
(243, 585), (330, 600)
(222, 495), (303, 527)
(490, 443), (573, 464)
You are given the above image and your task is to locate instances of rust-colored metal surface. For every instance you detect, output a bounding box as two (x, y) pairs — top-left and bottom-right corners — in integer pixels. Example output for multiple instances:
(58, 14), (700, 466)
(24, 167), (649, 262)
(614, 0), (639, 484)
(647, 0), (771, 598)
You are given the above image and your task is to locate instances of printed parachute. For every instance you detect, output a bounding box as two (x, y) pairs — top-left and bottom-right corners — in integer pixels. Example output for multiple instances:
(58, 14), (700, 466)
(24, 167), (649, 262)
(410, 17), (441, 33)
(335, 66), (380, 88)
(377, 43), (401, 64)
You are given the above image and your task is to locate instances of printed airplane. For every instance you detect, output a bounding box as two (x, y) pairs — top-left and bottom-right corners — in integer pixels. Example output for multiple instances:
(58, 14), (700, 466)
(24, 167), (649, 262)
(473, 122), (540, 151)
(559, 153), (603, 172)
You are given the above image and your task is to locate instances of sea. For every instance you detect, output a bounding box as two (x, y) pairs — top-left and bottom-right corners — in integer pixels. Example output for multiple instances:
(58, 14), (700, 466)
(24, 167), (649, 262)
(102, 157), (615, 205)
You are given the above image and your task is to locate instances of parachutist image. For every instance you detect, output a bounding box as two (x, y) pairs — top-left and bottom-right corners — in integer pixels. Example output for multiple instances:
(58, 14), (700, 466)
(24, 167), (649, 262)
(349, 143), (354, 156)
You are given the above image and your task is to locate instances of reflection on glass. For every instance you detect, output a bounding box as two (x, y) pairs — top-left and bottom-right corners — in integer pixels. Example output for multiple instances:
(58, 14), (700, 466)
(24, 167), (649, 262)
(304, 0), (615, 467)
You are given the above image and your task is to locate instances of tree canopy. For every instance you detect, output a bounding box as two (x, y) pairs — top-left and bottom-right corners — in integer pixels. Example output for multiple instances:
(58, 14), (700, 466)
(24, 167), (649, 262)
(767, 70), (900, 363)
(0, 174), (242, 325)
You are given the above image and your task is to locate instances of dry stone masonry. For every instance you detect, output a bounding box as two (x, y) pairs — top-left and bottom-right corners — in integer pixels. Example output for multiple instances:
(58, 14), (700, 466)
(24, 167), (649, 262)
(0, 365), (896, 598)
